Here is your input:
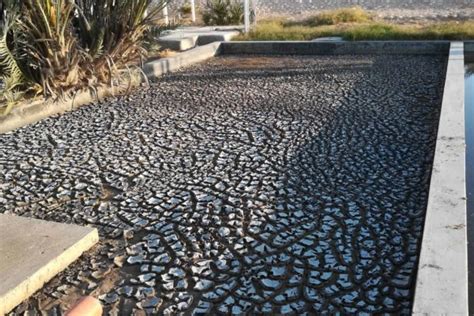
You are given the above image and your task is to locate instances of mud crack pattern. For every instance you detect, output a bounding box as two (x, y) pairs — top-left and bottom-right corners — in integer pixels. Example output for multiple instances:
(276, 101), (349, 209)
(0, 55), (446, 315)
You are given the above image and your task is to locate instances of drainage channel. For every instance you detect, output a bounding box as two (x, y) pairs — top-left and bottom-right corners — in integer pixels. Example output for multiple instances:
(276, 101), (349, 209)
(466, 50), (474, 315)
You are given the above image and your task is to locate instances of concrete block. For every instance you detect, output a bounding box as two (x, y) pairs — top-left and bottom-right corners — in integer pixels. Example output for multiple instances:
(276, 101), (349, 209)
(157, 27), (240, 50)
(0, 214), (99, 315)
(144, 42), (221, 79)
(157, 35), (198, 51)
(196, 31), (240, 45)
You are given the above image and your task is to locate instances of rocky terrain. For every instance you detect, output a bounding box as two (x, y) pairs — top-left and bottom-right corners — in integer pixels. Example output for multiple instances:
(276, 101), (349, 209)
(1, 54), (446, 314)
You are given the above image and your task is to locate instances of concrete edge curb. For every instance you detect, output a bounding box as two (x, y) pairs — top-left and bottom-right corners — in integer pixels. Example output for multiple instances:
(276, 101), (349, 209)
(0, 80), (141, 134)
(0, 228), (99, 315)
(143, 41), (221, 79)
(0, 42), (222, 134)
(412, 42), (467, 314)
(220, 41), (451, 56)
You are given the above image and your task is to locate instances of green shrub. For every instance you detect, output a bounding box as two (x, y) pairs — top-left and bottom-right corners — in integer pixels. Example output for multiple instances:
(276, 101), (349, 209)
(202, 0), (243, 26)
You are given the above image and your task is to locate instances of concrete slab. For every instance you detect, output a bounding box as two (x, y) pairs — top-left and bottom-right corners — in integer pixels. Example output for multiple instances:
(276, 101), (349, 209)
(0, 214), (99, 315)
(412, 42), (467, 314)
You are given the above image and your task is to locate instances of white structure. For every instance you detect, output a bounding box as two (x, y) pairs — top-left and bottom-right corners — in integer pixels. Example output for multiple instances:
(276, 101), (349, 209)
(412, 42), (468, 315)
(190, 0), (196, 22)
(244, 0), (250, 33)
(163, 3), (169, 24)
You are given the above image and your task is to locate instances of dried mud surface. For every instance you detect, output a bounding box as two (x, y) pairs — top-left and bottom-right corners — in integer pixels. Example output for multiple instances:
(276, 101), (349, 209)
(1, 54), (446, 314)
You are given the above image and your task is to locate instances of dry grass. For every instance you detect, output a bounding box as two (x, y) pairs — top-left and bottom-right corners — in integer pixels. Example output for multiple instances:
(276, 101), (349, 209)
(234, 7), (474, 41)
(235, 20), (474, 41)
(146, 48), (177, 62)
(290, 6), (373, 27)
(344, 22), (474, 40)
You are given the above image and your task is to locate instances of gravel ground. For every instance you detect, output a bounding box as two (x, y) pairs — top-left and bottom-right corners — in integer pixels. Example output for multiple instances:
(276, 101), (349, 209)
(259, 8), (474, 23)
(1, 54), (446, 315)
(171, 0), (474, 21)
(258, 6), (474, 21)
(373, 8), (474, 22)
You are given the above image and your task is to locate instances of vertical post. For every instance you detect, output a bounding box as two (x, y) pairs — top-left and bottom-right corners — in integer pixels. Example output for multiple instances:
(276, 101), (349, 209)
(190, 0), (196, 22)
(251, 0), (257, 26)
(244, 0), (250, 33)
(163, 3), (169, 25)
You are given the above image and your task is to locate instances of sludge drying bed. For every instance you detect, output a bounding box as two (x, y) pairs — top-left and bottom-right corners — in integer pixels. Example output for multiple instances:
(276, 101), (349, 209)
(0, 54), (447, 314)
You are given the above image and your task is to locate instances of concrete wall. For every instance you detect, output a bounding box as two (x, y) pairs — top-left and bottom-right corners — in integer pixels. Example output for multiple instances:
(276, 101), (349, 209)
(466, 41), (474, 53)
(220, 41), (450, 56)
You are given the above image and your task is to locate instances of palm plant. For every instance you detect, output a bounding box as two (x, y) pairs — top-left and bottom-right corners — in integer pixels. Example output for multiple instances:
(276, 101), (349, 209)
(16, 0), (86, 97)
(0, 0), (168, 109)
(74, 0), (167, 74)
(228, 1), (243, 25)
